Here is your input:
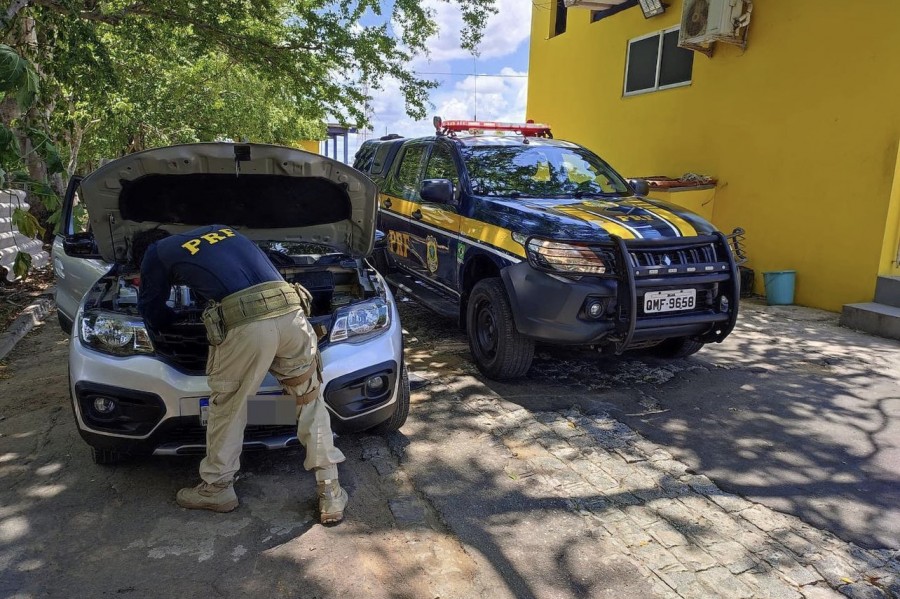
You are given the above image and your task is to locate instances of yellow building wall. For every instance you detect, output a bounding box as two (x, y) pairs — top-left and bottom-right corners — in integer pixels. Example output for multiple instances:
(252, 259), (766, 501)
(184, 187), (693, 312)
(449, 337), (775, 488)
(880, 147), (900, 276)
(297, 140), (320, 154)
(528, 0), (900, 311)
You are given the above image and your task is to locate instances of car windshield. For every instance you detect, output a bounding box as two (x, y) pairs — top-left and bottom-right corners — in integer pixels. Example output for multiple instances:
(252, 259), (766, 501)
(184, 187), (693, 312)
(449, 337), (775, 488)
(461, 145), (632, 198)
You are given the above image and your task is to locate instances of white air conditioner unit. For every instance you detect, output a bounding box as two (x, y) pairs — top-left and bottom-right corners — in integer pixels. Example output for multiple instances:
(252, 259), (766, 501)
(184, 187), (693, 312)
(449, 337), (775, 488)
(679, 0), (753, 56)
(563, 0), (630, 9)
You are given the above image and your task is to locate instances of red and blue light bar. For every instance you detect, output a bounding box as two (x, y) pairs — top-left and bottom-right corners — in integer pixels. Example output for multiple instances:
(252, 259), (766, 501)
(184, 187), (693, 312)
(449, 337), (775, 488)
(437, 118), (553, 138)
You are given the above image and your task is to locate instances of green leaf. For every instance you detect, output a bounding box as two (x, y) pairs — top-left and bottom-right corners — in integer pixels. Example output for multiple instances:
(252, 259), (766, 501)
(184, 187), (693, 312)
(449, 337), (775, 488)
(13, 251), (32, 280)
(11, 207), (45, 239)
(0, 44), (39, 109)
(0, 124), (13, 153)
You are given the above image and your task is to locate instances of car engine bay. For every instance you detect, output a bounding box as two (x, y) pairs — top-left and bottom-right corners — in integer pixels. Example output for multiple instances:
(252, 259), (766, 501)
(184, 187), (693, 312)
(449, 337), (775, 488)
(80, 242), (387, 372)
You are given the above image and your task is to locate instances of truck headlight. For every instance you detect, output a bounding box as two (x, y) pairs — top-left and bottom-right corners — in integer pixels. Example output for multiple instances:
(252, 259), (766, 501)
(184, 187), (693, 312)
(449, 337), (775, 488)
(526, 238), (607, 275)
(79, 311), (154, 356)
(330, 299), (391, 343)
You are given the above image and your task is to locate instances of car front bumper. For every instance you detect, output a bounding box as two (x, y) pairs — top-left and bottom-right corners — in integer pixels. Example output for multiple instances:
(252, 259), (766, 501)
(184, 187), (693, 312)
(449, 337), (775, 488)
(69, 298), (404, 456)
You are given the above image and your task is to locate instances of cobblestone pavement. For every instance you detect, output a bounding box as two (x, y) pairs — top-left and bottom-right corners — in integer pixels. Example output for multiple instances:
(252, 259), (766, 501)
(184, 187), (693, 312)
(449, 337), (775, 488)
(390, 298), (900, 598)
(2, 301), (897, 598)
(372, 375), (900, 599)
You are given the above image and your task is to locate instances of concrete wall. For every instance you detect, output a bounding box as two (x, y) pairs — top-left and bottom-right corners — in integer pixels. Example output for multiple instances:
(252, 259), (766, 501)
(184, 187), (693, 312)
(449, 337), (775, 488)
(0, 190), (50, 282)
(527, 0), (900, 311)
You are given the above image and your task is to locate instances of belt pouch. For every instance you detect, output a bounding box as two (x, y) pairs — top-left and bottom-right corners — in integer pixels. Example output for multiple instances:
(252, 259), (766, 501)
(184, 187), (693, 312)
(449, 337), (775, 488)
(202, 301), (226, 346)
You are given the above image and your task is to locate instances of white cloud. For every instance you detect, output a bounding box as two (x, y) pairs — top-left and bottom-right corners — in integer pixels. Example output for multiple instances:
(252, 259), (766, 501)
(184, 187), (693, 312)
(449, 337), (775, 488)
(417, 0), (531, 62)
(361, 67), (528, 143)
(337, 2), (532, 158)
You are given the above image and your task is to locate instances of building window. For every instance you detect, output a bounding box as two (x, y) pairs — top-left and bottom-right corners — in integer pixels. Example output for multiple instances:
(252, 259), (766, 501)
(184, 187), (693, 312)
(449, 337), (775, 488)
(624, 27), (694, 96)
(592, 0), (638, 22)
(551, 0), (567, 37)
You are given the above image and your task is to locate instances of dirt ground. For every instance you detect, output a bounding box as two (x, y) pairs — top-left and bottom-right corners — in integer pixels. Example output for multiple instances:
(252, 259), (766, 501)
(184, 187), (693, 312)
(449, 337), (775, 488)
(0, 266), (54, 334)
(0, 298), (897, 598)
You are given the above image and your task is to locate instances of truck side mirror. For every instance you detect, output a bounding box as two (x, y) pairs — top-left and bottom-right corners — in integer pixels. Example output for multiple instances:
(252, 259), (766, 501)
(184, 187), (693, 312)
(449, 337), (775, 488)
(629, 179), (650, 196)
(420, 179), (455, 205)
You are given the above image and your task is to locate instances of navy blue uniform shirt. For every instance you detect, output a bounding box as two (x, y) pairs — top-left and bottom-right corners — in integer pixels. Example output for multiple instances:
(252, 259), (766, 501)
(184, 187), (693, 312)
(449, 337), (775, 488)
(138, 224), (282, 329)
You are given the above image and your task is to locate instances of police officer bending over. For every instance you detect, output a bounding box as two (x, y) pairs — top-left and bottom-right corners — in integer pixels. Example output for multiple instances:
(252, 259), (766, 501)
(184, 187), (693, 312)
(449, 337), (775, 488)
(132, 225), (348, 524)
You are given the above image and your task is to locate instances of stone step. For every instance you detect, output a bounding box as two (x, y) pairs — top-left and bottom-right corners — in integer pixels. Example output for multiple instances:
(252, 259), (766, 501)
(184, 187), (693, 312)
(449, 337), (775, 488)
(840, 302), (900, 341)
(874, 275), (900, 308)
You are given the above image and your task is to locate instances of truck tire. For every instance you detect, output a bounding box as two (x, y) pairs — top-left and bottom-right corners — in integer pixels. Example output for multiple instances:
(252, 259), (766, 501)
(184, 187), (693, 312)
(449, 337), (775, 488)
(374, 363), (410, 433)
(466, 278), (534, 380)
(654, 337), (705, 358)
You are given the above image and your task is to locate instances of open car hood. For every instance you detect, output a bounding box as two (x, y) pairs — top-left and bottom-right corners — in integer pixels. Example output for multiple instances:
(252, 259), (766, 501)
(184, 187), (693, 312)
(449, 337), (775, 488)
(79, 143), (377, 263)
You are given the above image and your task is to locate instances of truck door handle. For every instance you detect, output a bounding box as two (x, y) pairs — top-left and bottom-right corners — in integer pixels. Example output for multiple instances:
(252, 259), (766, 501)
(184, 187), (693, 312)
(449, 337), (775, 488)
(412, 209), (422, 220)
(382, 198), (392, 209)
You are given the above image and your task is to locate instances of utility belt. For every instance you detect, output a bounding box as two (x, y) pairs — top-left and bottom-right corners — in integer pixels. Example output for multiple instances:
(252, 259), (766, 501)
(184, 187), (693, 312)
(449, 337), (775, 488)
(201, 281), (313, 345)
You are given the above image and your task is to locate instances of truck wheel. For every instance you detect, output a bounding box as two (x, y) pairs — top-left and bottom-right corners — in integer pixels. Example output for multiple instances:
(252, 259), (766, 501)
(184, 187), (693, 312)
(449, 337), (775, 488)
(654, 337), (705, 358)
(91, 447), (125, 466)
(466, 278), (534, 380)
(374, 363), (410, 433)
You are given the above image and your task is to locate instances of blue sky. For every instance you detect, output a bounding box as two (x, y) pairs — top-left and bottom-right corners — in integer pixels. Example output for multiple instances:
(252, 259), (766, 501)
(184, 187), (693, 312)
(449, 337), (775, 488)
(328, 0), (532, 160)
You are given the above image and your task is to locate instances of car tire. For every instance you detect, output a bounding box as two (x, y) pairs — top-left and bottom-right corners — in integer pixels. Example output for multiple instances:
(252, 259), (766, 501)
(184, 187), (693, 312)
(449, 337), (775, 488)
(466, 278), (534, 380)
(374, 362), (410, 434)
(653, 337), (705, 358)
(91, 447), (125, 466)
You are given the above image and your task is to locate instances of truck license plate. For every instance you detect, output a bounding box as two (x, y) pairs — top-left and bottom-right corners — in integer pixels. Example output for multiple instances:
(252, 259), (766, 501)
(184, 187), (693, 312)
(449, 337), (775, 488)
(644, 289), (696, 314)
(199, 398), (210, 427)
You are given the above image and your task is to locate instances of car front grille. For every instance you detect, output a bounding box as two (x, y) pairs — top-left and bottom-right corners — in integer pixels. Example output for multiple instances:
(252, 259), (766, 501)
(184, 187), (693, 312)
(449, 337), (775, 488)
(165, 423), (297, 444)
(150, 322), (209, 374)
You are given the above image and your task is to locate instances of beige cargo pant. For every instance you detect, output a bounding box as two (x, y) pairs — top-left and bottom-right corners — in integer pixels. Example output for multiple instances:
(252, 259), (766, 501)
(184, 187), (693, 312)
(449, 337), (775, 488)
(199, 308), (345, 484)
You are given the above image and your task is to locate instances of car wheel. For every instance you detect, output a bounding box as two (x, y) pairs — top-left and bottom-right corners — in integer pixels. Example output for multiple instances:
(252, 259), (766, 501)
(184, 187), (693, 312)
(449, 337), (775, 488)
(466, 278), (534, 380)
(374, 362), (410, 434)
(91, 447), (125, 466)
(653, 337), (705, 358)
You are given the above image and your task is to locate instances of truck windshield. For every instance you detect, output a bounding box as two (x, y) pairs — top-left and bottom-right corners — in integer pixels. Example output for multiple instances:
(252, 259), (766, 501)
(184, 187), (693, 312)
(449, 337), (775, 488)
(461, 145), (631, 198)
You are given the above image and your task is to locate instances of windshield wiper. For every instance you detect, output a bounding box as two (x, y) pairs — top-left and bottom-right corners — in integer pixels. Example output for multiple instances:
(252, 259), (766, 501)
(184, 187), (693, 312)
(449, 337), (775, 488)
(486, 191), (532, 198)
(572, 190), (625, 199)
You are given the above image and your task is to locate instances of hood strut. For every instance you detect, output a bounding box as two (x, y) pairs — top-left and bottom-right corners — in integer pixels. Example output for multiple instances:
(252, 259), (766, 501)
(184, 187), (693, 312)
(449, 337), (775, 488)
(234, 144), (251, 178)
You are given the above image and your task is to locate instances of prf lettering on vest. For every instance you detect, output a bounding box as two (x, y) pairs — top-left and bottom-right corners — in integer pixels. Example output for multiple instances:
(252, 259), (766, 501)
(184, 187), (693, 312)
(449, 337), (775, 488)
(181, 228), (236, 255)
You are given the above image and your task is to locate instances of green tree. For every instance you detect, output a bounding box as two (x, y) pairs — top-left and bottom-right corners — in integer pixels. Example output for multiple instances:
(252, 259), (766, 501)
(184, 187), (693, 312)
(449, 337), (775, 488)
(0, 0), (497, 277)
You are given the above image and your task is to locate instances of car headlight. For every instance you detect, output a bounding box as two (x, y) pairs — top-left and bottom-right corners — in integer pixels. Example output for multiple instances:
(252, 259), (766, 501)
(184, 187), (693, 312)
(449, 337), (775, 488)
(330, 299), (391, 343)
(526, 238), (607, 275)
(79, 311), (154, 356)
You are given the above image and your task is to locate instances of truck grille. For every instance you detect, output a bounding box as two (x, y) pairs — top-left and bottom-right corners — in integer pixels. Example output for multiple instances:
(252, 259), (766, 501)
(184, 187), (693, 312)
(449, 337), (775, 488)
(601, 240), (732, 278)
(629, 243), (718, 268)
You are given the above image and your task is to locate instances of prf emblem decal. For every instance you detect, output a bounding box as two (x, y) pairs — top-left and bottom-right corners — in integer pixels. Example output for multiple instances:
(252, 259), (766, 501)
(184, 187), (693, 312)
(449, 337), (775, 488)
(457, 242), (466, 264)
(426, 235), (439, 273)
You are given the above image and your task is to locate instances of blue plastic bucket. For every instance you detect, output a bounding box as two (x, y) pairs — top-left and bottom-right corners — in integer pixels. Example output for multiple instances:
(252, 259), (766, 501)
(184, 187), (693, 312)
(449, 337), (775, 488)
(763, 270), (796, 305)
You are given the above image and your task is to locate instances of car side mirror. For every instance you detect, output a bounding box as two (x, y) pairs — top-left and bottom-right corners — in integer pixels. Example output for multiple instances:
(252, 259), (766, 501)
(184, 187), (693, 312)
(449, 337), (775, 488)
(420, 179), (455, 205)
(629, 179), (650, 196)
(63, 232), (101, 258)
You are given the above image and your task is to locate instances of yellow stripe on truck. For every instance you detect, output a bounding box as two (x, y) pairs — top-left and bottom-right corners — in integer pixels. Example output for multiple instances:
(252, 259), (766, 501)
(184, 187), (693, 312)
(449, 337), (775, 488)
(553, 206), (638, 240)
(459, 219), (526, 258)
(380, 194), (526, 258)
(632, 200), (698, 237)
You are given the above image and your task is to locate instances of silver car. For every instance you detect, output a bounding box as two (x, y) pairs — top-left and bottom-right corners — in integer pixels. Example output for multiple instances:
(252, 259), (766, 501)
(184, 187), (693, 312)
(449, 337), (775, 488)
(52, 143), (409, 464)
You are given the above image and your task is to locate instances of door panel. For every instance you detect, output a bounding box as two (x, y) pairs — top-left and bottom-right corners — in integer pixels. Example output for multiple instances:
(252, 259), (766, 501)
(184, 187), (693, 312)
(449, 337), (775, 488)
(378, 143), (428, 271)
(405, 143), (463, 292)
(53, 177), (110, 328)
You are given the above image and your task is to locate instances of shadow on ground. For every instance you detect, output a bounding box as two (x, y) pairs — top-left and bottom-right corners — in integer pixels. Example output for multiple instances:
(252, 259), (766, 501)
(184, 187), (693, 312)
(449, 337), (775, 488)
(400, 298), (900, 550)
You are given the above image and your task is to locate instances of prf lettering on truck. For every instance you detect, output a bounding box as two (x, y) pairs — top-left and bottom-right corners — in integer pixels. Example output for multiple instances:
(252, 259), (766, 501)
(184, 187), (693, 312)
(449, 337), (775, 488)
(388, 230), (411, 258)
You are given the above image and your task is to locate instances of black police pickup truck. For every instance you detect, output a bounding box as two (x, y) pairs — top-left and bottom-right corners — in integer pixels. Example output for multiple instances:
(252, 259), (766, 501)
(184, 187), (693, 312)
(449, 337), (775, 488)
(354, 119), (742, 380)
